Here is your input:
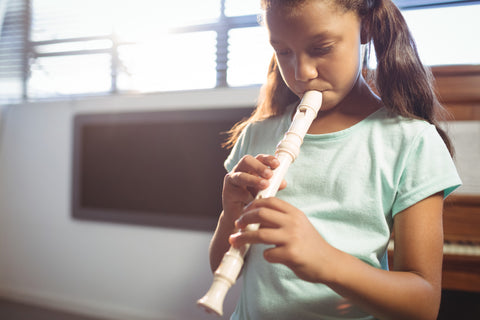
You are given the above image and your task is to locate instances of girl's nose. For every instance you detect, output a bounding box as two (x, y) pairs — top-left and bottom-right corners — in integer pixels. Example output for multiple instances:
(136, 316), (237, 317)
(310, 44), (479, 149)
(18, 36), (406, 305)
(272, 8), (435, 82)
(295, 55), (318, 82)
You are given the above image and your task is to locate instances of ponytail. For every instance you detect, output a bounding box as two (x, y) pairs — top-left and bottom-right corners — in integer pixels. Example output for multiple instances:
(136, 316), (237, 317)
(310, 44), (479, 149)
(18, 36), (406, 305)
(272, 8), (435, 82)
(363, 0), (453, 155)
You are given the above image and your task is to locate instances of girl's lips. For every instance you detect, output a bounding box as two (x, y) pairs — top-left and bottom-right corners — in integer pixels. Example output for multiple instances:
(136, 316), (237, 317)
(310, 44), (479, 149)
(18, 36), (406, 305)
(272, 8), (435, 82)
(300, 89), (326, 97)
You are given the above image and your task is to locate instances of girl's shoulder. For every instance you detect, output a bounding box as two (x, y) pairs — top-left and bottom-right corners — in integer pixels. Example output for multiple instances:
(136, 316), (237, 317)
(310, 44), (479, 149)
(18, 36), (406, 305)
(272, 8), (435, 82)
(244, 106), (295, 138)
(225, 109), (293, 172)
(370, 107), (436, 139)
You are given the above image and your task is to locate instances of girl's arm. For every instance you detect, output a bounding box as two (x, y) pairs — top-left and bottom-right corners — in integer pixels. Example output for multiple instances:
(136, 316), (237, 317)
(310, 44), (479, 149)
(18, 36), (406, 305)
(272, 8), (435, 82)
(231, 192), (444, 320)
(326, 192), (444, 320)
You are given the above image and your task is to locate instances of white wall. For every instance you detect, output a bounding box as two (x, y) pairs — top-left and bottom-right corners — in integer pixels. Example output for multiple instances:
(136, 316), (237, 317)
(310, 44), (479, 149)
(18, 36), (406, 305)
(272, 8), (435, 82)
(0, 87), (260, 320)
(447, 121), (480, 195)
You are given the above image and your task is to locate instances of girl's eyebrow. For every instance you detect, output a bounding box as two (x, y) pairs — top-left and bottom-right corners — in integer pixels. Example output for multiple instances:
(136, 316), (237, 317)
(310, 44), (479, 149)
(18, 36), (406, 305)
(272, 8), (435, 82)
(310, 31), (337, 41)
(270, 32), (336, 46)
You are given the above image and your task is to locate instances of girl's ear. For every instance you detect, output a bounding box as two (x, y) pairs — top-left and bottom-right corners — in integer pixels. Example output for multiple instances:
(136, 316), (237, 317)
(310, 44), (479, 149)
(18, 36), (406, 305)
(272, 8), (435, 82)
(360, 20), (371, 44)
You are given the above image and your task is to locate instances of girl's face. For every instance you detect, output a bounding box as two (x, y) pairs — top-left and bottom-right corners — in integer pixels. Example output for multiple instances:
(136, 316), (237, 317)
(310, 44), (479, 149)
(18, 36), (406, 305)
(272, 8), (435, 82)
(265, 1), (363, 111)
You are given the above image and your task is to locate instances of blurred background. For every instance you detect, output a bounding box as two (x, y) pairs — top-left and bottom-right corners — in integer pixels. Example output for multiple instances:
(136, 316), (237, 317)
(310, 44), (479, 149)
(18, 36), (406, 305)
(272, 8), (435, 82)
(0, 0), (479, 319)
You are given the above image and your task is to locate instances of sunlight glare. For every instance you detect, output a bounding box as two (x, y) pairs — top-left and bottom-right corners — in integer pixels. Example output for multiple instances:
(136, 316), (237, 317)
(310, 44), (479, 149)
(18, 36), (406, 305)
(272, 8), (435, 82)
(117, 32), (217, 92)
(403, 4), (480, 65)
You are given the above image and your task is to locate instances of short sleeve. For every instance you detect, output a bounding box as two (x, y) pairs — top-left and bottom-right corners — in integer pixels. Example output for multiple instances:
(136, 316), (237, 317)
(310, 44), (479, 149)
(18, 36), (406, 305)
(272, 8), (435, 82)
(392, 125), (462, 216)
(224, 123), (252, 173)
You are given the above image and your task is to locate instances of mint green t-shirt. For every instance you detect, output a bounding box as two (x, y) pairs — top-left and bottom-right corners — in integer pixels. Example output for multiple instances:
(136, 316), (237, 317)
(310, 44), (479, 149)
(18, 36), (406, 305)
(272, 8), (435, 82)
(224, 106), (461, 320)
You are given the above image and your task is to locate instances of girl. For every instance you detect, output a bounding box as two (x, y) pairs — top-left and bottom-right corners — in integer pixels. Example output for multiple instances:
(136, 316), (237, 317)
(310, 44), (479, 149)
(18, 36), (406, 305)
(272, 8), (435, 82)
(209, 0), (461, 319)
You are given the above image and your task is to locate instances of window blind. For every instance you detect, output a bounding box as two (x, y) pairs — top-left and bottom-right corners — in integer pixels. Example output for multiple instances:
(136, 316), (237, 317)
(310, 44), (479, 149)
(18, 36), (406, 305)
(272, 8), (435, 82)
(0, 0), (29, 103)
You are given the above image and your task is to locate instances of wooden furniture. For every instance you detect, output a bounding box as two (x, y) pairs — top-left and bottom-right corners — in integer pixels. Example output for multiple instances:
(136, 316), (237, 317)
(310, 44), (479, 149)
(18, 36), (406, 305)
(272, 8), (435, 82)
(435, 65), (480, 292)
(389, 65), (480, 292)
(442, 195), (480, 292)
(433, 65), (480, 121)
(388, 194), (480, 292)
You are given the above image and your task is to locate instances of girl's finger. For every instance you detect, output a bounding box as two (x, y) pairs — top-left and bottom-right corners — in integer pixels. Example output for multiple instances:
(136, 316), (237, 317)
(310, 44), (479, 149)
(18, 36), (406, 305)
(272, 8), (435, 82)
(233, 154), (274, 180)
(235, 206), (288, 229)
(243, 196), (296, 214)
(255, 154), (280, 170)
(263, 245), (297, 266)
(225, 171), (269, 190)
(229, 228), (286, 248)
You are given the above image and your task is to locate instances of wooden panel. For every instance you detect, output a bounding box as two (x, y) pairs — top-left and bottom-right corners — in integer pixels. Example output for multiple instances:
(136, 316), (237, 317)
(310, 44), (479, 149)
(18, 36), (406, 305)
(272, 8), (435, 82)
(443, 195), (480, 243)
(71, 107), (253, 230)
(364, 65), (480, 121)
(433, 65), (480, 104)
(432, 65), (480, 121)
(442, 195), (480, 292)
(446, 103), (480, 121)
(389, 194), (480, 292)
(443, 254), (480, 293)
(475, 105), (480, 120)
(388, 251), (480, 293)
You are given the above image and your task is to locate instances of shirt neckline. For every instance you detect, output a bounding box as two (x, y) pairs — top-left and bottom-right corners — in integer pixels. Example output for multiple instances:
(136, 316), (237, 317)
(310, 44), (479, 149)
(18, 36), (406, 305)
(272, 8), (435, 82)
(285, 106), (387, 141)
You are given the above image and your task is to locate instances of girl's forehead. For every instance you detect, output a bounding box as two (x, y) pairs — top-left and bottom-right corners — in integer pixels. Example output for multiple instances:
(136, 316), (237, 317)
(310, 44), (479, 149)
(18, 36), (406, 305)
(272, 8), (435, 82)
(265, 1), (361, 43)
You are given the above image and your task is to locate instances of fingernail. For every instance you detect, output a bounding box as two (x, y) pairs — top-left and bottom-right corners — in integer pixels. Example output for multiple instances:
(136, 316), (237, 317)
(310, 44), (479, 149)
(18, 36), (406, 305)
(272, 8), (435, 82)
(229, 232), (240, 245)
(263, 168), (273, 177)
(259, 179), (269, 188)
(234, 218), (241, 228)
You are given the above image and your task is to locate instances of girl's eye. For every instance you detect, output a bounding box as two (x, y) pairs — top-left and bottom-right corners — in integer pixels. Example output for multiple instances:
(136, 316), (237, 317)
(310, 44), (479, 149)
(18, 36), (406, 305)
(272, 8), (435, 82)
(274, 48), (291, 56)
(311, 46), (333, 56)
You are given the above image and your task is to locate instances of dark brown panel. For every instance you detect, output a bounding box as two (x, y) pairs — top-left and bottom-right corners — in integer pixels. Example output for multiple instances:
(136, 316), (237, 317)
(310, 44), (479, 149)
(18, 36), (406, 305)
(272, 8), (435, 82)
(72, 107), (252, 230)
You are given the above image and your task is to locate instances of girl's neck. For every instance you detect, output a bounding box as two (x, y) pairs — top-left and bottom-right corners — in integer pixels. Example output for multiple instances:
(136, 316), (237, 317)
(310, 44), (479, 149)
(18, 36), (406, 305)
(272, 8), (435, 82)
(307, 76), (383, 134)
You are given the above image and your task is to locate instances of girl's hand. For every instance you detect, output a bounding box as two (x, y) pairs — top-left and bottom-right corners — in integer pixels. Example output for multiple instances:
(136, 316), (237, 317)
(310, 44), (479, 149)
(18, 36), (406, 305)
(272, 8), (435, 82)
(210, 154), (286, 272)
(229, 197), (337, 284)
(222, 154), (286, 223)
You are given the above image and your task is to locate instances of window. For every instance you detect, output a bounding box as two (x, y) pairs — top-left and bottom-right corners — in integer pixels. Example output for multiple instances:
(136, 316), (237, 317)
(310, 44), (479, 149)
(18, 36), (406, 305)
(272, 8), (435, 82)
(402, 4), (480, 66)
(227, 27), (272, 87)
(28, 0), (223, 98)
(365, 2), (480, 68)
(0, 0), (28, 103)
(0, 0), (261, 103)
(0, 0), (479, 104)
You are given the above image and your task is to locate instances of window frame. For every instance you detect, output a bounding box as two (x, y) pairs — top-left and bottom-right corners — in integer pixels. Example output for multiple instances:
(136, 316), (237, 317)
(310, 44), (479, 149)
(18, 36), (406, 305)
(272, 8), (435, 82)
(1, 0), (479, 104)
